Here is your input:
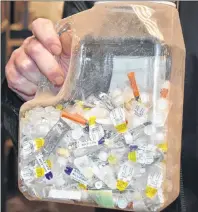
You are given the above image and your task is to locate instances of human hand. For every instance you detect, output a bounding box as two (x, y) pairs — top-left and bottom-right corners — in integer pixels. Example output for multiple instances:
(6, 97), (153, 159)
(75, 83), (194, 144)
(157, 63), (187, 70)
(6, 18), (72, 101)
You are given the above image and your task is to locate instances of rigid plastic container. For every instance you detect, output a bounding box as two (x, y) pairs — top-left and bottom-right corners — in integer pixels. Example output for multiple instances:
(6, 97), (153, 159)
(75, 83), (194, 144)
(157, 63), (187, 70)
(19, 1), (185, 211)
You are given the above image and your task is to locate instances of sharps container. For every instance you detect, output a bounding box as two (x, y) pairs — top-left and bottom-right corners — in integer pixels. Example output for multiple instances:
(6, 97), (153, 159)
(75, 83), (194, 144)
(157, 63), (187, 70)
(19, 2), (185, 211)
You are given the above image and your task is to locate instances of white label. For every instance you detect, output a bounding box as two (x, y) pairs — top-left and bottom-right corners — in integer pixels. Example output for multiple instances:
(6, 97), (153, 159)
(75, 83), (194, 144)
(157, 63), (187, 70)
(22, 142), (33, 156)
(89, 125), (104, 142)
(70, 168), (88, 185)
(36, 152), (50, 173)
(21, 168), (33, 181)
(138, 144), (157, 153)
(118, 162), (134, 181)
(145, 144), (157, 152)
(147, 171), (163, 189)
(133, 101), (148, 117)
(136, 150), (154, 165)
(55, 125), (63, 134)
(110, 107), (126, 126)
(137, 145), (147, 151)
(77, 138), (98, 149)
(49, 189), (81, 200)
(43, 118), (70, 154)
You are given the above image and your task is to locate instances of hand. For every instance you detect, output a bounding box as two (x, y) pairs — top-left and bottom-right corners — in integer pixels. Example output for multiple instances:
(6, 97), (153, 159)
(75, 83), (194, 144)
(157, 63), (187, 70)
(6, 18), (72, 101)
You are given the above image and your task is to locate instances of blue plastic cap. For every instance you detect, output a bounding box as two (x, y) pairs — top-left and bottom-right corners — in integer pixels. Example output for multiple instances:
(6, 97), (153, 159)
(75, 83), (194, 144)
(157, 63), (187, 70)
(65, 166), (73, 175)
(45, 171), (53, 180)
(98, 137), (105, 145)
(129, 145), (138, 151)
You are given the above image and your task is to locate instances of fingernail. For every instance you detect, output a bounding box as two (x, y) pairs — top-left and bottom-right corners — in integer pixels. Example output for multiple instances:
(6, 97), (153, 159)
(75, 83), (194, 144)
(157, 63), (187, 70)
(53, 76), (64, 85)
(51, 44), (62, 55)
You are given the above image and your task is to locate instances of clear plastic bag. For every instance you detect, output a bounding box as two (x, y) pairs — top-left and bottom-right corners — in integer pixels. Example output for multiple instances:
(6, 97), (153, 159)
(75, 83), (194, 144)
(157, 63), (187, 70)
(19, 2), (185, 211)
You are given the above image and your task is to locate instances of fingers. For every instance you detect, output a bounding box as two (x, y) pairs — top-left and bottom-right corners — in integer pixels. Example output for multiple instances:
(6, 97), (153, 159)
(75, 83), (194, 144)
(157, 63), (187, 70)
(6, 50), (38, 97)
(14, 46), (41, 85)
(32, 18), (72, 56)
(31, 18), (62, 56)
(6, 18), (73, 102)
(24, 37), (64, 86)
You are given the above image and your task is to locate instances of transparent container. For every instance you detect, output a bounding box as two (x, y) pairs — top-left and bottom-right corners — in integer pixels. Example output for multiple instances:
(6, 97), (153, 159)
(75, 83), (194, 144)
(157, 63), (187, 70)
(19, 1), (185, 211)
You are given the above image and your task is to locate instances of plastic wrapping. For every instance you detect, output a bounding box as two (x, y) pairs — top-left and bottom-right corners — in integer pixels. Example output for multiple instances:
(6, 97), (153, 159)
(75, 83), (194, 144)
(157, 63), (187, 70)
(18, 2), (185, 211)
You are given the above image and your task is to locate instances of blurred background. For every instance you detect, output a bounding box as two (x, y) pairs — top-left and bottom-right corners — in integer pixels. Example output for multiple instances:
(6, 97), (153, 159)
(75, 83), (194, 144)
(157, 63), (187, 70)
(1, 2), (93, 212)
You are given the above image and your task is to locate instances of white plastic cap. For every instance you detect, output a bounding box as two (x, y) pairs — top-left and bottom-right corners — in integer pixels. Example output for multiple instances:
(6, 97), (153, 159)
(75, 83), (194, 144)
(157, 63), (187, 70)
(98, 151), (108, 161)
(117, 197), (128, 209)
(95, 181), (103, 189)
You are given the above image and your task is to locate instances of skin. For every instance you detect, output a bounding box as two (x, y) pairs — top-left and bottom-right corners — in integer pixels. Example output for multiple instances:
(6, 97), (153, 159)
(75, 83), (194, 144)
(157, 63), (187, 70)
(6, 18), (72, 101)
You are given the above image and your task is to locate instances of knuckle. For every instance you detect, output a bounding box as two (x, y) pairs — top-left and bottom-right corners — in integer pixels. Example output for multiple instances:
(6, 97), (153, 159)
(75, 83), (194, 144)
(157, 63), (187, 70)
(5, 66), (20, 90)
(26, 39), (42, 56)
(5, 63), (14, 78)
(7, 79), (17, 91)
(8, 76), (19, 89)
(16, 58), (32, 73)
(12, 48), (20, 57)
